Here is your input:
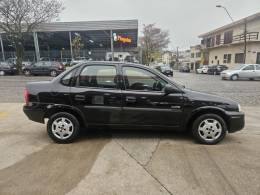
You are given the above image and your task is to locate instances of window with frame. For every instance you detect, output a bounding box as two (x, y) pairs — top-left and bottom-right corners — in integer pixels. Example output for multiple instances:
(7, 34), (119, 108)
(196, 52), (201, 58)
(191, 53), (194, 58)
(242, 65), (255, 71)
(223, 54), (232, 63)
(224, 31), (233, 44)
(123, 67), (167, 91)
(235, 53), (244, 64)
(79, 65), (117, 89)
(255, 65), (260, 70)
(216, 34), (221, 45)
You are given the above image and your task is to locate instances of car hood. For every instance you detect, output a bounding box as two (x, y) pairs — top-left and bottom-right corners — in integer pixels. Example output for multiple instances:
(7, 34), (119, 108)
(183, 88), (238, 111)
(221, 69), (239, 74)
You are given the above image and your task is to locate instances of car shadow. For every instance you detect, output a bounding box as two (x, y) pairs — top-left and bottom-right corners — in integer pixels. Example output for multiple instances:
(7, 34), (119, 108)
(78, 127), (194, 143)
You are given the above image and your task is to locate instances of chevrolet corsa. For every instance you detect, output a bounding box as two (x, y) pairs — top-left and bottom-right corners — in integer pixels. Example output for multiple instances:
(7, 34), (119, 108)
(23, 62), (245, 144)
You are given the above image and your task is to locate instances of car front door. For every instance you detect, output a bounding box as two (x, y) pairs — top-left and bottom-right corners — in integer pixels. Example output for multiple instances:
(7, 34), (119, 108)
(31, 62), (43, 74)
(120, 65), (184, 128)
(239, 65), (256, 78)
(255, 64), (260, 78)
(71, 64), (122, 125)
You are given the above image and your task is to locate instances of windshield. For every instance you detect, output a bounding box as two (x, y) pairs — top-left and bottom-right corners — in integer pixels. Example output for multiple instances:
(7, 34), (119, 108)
(231, 64), (245, 70)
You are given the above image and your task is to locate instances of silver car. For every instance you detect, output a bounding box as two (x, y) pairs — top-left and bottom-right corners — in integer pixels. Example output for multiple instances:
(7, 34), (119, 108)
(221, 64), (260, 80)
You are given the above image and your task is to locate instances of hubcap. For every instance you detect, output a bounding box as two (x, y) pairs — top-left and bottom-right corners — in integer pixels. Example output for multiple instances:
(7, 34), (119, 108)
(51, 71), (57, 77)
(198, 119), (222, 141)
(0, 71), (4, 76)
(25, 71), (30, 76)
(51, 117), (74, 140)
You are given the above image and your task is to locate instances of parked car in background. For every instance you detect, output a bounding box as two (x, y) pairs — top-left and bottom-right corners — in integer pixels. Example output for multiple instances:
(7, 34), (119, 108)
(0, 61), (18, 75)
(221, 64), (260, 80)
(23, 62), (244, 145)
(197, 65), (208, 74)
(207, 65), (228, 75)
(154, 65), (173, 76)
(179, 64), (190, 73)
(7, 58), (32, 67)
(70, 57), (92, 66)
(23, 61), (65, 77)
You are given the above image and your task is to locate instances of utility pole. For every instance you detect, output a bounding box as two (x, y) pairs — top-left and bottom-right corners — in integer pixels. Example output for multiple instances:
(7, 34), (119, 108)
(176, 47), (179, 68)
(110, 30), (114, 61)
(243, 19), (247, 64)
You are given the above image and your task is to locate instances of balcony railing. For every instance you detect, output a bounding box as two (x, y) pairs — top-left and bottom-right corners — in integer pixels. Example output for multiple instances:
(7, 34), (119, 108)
(201, 32), (259, 48)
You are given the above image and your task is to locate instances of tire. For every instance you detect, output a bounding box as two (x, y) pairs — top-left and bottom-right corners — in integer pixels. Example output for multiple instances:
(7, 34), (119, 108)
(50, 70), (57, 77)
(0, 71), (5, 76)
(192, 114), (227, 145)
(231, 74), (238, 81)
(24, 69), (31, 76)
(47, 112), (80, 143)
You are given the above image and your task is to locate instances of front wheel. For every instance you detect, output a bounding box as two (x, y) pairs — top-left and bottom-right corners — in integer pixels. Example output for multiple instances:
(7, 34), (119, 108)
(47, 112), (80, 143)
(231, 74), (238, 81)
(50, 70), (57, 77)
(192, 114), (227, 145)
(0, 70), (5, 76)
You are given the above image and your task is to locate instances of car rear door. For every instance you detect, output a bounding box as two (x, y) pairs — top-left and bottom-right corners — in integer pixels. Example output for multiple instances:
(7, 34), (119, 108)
(120, 65), (184, 128)
(70, 64), (122, 125)
(239, 65), (256, 78)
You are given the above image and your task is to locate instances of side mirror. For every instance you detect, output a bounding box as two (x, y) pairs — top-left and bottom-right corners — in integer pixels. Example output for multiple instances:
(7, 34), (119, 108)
(164, 84), (181, 94)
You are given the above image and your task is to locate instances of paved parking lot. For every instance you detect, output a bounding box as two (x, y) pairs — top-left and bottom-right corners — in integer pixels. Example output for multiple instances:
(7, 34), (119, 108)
(1, 71), (260, 105)
(0, 72), (260, 195)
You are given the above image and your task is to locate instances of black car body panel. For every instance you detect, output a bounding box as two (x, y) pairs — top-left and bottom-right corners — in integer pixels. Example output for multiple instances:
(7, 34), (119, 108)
(208, 65), (228, 75)
(23, 61), (244, 133)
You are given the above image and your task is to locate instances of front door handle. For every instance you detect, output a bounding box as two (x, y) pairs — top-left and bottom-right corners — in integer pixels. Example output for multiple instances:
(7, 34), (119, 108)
(74, 94), (85, 101)
(126, 96), (136, 103)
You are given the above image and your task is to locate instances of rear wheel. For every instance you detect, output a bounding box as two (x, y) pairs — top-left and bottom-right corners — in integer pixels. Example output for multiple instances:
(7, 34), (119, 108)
(47, 112), (80, 143)
(192, 114), (227, 145)
(24, 70), (31, 76)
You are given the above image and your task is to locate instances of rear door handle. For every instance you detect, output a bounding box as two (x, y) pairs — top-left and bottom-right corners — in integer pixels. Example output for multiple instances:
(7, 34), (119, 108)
(74, 94), (85, 101)
(126, 96), (136, 103)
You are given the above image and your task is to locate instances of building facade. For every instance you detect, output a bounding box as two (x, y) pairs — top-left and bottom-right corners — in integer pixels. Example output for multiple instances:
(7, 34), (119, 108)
(190, 45), (203, 71)
(0, 20), (138, 62)
(199, 12), (260, 68)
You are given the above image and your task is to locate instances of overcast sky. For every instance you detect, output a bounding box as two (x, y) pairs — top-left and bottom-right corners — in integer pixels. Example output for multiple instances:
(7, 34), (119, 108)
(60, 0), (260, 50)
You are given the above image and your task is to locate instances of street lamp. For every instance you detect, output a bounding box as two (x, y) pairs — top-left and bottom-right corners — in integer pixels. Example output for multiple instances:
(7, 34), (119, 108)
(216, 5), (234, 22)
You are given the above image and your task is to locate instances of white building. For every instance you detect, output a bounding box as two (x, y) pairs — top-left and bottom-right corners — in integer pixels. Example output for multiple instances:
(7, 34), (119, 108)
(199, 12), (260, 68)
(190, 45), (202, 71)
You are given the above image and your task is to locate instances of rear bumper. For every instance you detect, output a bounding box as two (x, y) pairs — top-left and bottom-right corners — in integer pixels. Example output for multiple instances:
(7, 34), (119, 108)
(225, 111), (245, 133)
(23, 105), (45, 123)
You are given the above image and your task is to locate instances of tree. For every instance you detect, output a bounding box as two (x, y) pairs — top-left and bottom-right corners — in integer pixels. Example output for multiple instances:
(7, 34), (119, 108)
(0, 0), (64, 74)
(71, 34), (84, 58)
(140, 24), (170, 65)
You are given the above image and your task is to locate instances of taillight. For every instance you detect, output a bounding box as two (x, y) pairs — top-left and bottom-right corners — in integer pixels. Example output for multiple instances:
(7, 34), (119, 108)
(23, 88), (29, 105)
(59, 63), (64, 70)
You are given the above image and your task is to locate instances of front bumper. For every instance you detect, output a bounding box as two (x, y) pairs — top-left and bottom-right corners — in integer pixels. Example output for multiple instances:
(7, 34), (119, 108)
(225, 111), (245, 133)
(23, 105), (45, 123)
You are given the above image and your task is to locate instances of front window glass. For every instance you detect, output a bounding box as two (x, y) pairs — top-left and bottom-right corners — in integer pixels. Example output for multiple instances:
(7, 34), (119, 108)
(79, 65), (117, 89)
(123, 66), (166, 91)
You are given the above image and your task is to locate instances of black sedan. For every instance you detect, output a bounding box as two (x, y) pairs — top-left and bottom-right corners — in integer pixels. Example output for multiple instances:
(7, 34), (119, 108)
(0, 61), (18, 75)
(23, 62), (244, 145)
(154, 65), (173, 77)
(207, 65), (228, 75)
